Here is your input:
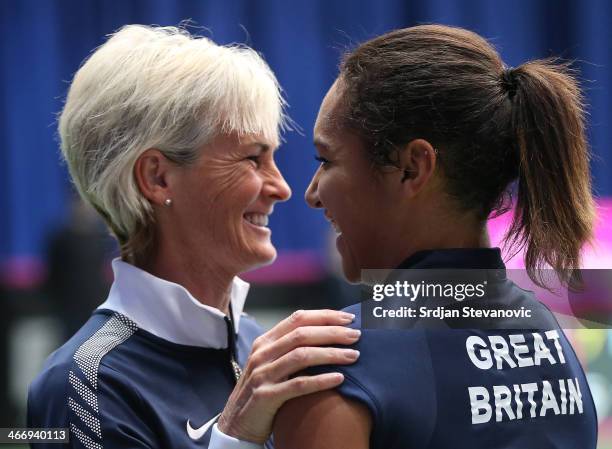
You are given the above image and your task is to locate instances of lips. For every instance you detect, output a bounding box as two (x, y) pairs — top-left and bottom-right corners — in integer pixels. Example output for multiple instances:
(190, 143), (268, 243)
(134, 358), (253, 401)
(243, 213), (269, 227)
(324, 211), (341, 234)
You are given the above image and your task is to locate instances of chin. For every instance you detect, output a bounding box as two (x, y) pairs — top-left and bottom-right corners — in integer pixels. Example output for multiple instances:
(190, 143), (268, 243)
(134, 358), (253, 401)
(258, 250), (277, 267)
(243, 245), (277, 271)
(341, 261), (362, 284)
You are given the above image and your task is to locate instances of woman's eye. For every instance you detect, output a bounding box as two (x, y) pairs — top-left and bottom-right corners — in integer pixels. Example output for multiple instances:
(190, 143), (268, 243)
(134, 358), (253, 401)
(246, 155), (261, 166)
(314, 155), (330, 166)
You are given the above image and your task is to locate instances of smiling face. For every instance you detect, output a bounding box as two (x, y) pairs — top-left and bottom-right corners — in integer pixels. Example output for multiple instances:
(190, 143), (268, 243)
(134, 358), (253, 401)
(168, 132), (291, 275)
(306, 80), (402, 282)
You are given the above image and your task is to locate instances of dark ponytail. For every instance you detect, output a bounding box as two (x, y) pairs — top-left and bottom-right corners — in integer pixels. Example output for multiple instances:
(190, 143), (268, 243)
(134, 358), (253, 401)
(506, 60), (595, 288)
(338, 25), (595, 288)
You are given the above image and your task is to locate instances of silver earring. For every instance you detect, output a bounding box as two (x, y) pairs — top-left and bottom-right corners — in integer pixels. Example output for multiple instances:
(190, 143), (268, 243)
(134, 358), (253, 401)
(164, 198), (172, 207)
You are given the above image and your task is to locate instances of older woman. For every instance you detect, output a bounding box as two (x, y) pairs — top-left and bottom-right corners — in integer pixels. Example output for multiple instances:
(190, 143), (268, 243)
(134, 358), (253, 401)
(275, 25), (598, 448)
(27, 25), (361, 449)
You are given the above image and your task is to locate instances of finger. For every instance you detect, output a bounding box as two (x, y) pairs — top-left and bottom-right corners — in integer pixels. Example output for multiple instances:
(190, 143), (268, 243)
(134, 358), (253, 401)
(254, 326), (361, 364)
(260, 373), (345, 407)
(262, 309), (355, 342)
(263, 347), (360, 382)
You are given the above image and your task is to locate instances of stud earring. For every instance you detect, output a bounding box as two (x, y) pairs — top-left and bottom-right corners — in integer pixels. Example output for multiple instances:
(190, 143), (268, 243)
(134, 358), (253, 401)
(164, 198), (172, 207)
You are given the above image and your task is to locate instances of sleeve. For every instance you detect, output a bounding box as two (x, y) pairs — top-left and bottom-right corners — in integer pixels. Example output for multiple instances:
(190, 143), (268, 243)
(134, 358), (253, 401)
(30, 362), (268, 449)
(208, 424), (264, 449)
(28, 362), (158, 449)
(28, 364), (70, 449)
(77, 363), (158, 448)
(306, 364), (381, 435)
(303, 308), (381, 433)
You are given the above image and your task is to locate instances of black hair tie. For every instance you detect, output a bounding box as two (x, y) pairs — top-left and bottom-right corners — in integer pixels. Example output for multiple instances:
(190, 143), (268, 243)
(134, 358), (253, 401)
(501, 67), (518, 99)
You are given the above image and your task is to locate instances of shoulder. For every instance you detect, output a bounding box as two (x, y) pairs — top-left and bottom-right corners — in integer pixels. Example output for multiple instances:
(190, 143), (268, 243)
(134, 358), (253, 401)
(309, 303), (436, 443)
(28, 310), (163, 447)
(28, 310), (140, 428)
(340, 303), (362, 329)
(29, 311), (120, 396)
(334, 303), (434, 390)
(275, 390), (371, 449)
(498, 279), (563, 329)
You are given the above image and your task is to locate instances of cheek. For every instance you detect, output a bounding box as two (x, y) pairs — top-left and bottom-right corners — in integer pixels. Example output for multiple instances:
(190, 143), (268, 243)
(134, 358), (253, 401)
(177, 167), (259, 242)
(225, 175), (263, 218)
(215, 174), (265, 248)
(207, 166), (262, 210)
(317, 174), (345, 212)
(319, 175), (374, 228)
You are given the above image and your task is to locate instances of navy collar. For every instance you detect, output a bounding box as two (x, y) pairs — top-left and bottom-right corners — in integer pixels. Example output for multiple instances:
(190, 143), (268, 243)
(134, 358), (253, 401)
(397, 248), (506, 271)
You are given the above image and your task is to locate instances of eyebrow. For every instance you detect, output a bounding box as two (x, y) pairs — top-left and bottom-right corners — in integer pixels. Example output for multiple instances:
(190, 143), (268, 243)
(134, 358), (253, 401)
(313, 137), (331, 149)
(248, 142), (272, 153)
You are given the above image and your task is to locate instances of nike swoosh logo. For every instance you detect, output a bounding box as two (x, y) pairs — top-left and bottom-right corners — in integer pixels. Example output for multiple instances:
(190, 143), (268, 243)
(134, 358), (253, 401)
(186, 412), (221, 440)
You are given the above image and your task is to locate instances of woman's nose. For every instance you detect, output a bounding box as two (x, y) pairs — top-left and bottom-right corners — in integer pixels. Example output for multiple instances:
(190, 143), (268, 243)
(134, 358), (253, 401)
(305, 171), (322, 209)
(267, 164), (292, 202)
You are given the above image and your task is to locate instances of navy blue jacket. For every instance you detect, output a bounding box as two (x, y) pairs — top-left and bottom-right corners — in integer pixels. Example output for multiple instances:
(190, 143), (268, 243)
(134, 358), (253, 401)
(28, 309), (261, 448)
(323, 248), (598, 448)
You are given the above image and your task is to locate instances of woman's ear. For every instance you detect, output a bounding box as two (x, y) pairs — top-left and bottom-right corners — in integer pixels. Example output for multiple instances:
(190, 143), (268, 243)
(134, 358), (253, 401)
(397, 139), (437, 197)
(134, 149), (173, 206)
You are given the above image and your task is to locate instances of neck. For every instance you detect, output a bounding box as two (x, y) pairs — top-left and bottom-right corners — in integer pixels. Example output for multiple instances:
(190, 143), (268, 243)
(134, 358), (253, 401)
(137, 244), (234, 315)
(387, 201), (491, 267)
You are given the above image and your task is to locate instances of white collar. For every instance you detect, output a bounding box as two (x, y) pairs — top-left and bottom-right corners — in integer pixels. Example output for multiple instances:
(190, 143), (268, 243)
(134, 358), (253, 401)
(97, 258), (250, 349)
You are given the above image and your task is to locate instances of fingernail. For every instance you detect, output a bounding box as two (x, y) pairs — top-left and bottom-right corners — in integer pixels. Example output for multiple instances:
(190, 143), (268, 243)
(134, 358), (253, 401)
(345, 349), (360, 360)
(347, 329), (361, 338)
(341, 313), (356, 322)
(333, 373), (345, 382)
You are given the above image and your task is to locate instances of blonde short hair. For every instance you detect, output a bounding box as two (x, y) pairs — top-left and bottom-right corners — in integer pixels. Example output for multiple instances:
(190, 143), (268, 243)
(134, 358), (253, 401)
(59, 24), (287, 262)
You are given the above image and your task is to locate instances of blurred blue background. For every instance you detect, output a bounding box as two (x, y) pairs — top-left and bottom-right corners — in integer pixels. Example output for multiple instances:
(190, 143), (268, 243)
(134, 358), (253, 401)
(1, 1), (611, 446)
(1, 0), (611, 286)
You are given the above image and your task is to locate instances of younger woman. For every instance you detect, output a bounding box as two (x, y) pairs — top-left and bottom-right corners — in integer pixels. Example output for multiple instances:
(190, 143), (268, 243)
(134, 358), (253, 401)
(275, 25), (598, 449)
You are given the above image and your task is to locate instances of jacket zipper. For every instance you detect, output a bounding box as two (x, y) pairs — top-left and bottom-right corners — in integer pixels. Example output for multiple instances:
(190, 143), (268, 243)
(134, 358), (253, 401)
(224, 309), (242, 383)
